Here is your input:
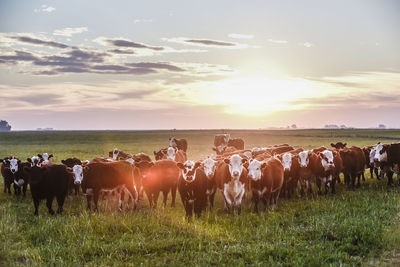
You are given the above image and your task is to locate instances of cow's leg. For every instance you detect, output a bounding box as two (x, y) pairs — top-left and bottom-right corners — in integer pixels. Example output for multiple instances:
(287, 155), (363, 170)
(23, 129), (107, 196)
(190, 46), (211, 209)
(118, 188), (124, 211)
(387, 171), (394, 186)
(75, 184), (79, 196)
(56, 194), (65, 214)
(361, 171), (366, 182)
(374, 168), (379, 180)
(171, 184), (177, 207)
(316, 178), (322, 195)
(3, 182), (5, 193)
(300, 178), (305, 197)
(86, 194), (92, 210)
(331, 177), (336, 194)
(46, 196), (55, 215)
(93, 190), (100, 212)
(153, 191), (160, 209)
(252, 192), (259, 213)
(33, 198), (40, 216)
(162, 190), (169, 208)
(7, 182), (11, 194)
(209, 192), (215, 210)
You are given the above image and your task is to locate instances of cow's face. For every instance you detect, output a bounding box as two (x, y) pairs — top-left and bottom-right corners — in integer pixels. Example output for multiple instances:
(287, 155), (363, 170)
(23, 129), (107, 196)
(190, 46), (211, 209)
(27, 156), (42, 167)
(39, 153), (53, 163)
(214, 145), (226, 154)
(71, 165), (84, 185)
(298, 151), (310, 168)
(224, 154), (246, 179)
(282, 153), (292, 171)
(8, 158), (20, 173)
(247, 159), (265, 181)
(166, 147), (176, 160)
(177, 160), (200, 183)
(374, 143), (388, 166)
(330, 142), (347, 149)
(169, 137), (177, 148)
(201, 157), (217, 179)
(320, 150), (334, 171)
(369, 148), (376, 165)
(112, 149), (120, 160)
(153, 150), (165, 160)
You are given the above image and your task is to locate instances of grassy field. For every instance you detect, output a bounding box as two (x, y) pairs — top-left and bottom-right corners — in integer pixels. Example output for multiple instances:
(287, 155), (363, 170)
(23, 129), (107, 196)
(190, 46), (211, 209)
(0, 129), (400, 266)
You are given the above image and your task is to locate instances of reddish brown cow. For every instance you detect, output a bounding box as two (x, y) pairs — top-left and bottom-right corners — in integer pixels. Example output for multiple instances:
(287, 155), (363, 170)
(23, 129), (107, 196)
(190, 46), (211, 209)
(169, 137), (188, 152)
(339, 146), (366, 189)
(228, 138), (245, 150)
(331, 142), (347, 149)
(134, 159), (180, 208)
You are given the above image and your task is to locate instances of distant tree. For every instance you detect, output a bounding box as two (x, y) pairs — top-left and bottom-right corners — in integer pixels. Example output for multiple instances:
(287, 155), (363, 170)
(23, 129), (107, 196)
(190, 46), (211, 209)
(291, 124), (297, 129)
(324, 124), (339, 129)
(378, 124), (386, 129)
(0, 120), (11, 132)
(340, 125), (347, 129)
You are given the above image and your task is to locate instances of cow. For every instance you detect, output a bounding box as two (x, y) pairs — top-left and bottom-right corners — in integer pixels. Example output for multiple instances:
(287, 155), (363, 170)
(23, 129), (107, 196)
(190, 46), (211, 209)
(153, 148), (168, 160)
(227, 138), (245, 150)
(313, 150), (336, 195)
(278, 151), (301, 198)
(38, 153), (53, 165)
(169, 137), (188, 152)
(339, 146), (366, 189)
(27, 155), (43, 167)
(297, 150), (315, 197)
(312, 146), (328, 153)
(362, 146), (380, 179)
(331, 150), (343, 187)
(373, 142), (400, 185)
(248, 158), (284, 212)
(199, 156), (218, 210)
(331, 142), (347, 149)
(176, 160), (207, 218)
(164, 147), (187, 163)
(1, 156), (28, 196)
(70, 160), (138, 211)
(62, 157), (82, 195)
(23, 164), (71, 216)
(133, 153), (152, 163)
(108, 148), (132, 160)
(215, 154), (248, 214)
(214, 134), (230, 147)
(134, 159), (180, 209)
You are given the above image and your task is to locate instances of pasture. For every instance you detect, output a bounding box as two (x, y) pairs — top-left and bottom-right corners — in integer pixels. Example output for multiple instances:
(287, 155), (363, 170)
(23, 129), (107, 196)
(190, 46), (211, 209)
(1, 129), (400, 266)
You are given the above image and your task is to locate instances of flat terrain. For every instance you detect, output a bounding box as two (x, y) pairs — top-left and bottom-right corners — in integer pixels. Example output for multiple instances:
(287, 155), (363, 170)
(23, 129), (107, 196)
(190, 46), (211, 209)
(1, 129), (400, 266)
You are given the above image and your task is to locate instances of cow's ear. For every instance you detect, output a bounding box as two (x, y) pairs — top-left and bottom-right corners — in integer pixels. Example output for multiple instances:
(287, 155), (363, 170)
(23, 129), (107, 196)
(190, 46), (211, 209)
(212, 147), (217, 152)
(243, 162), (249, 169)
(153, 151), (157, 156)
(48, 154), (53, 159)
(66, 167), (73, 173)
(37, 154), (42, 158)
(241, 158), (247, 164)
(61, 160), (66, 164)
(176, 162), (185, 169)
(330, 143), (335, 148)
(261, 162), (267, 168)
(27, 158), (32, 163)
(194, 161), (201, 170)
(17, 160), (21, 164)
(223, 158), (230, 164)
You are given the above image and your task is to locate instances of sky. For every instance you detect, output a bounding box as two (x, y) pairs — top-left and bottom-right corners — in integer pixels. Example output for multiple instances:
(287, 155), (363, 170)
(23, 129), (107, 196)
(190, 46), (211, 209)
(0, 0), (399, 130)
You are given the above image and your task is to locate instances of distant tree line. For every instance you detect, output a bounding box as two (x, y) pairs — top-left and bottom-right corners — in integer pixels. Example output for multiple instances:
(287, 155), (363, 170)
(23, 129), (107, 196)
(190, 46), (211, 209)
(0, 120), (11, 131)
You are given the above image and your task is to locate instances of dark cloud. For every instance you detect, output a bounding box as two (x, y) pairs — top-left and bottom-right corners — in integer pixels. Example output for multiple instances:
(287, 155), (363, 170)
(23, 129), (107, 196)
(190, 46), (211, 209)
(185, 39), (236, 47)
(0, 51), (39, 63)
(108, 49), (135, 55)
(113, 89), (159, 99)
(33, 49), (107, 68)
(126, 62), (185, 72)
(106, 39), (164, 51)
(12, 36), (69, 49)
(18, 94), (62, 105)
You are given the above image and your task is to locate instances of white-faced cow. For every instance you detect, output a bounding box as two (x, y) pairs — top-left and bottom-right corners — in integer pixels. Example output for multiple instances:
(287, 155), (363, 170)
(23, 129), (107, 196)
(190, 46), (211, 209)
(169, 137), (188, 152)
(38, 153), (53, 165)
(164, 146), (187, 163)
(374, 142), (400, 185)
(200, 156), (218, 209)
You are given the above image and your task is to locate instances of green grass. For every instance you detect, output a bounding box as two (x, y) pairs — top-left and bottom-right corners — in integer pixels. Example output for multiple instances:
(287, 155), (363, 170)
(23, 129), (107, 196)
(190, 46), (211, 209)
(0, 129), (399, 266)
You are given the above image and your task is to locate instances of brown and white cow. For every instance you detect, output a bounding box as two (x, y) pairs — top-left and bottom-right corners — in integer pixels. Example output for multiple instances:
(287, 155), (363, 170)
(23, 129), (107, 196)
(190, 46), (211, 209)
(38, 153), (53, 165)
(108, 148), (132, 160)
(199, 156), (219, 210)
(373, 142), (400, 185)
(153, 148), (168, 160)
(169, 137), (188, 152)
(278, 151), (301, 198)
(297, 150), (315, 197)
(215, 154), (248, 214)
(163, 146), (187, 163)
(313, 150), (336, 195)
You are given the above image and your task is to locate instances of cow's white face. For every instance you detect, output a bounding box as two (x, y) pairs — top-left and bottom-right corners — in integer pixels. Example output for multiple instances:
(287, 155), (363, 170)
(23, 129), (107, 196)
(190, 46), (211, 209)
(227, 154), (245, 179)
(8, 158), (19, 173)
(30, 156), (42, 167)
(374, 143), (387, 163)
(247, 159), (262, 181)
(125, 158), (134, 164)
(166, 147), (176, 160)
(112, 149), (119, 160)
(202, 157), (217, 179)
(369, 148), (376, 165)
(298, 151), (310, 168)
(282, 153), (292, 171)
(181, 160), (197, 182)
(42, 153), (50, 162)
(320, 150), (334, 171)
(169, 137), (177, 148)
(216, 145), (226, 153)
(72, 165), (84, 184)
(223, 134), (230, 144)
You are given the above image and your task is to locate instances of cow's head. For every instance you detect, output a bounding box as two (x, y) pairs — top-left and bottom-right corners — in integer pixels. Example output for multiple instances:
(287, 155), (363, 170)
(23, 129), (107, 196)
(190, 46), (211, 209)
(23, 165), (47, 185)
(5, 157), (20, 174)
(38, 153), (53, 163)
(298, 151), (311, 168)
(27, 156), (43, 167)
(153, 149), (165, 160)
(169, 137), (177, 148)
(61, 158), (82, 168)
(224, 154), (247, 179)
(330, 142), (347, 149)
(110, 148), (120, 160)
(374, 143), (388, 166)
(134, 160), (154, 179)
(282, 152), (293, 172)
(201, 157), (217, 179)
(66, 161), (89, 185)
(247, 159), (266, 181)
(212, 145), (226, 155)
(319, 150), (335, 171)
(369, 147), (376, 165)
(166, 146), (177, 160)
(177, 160), (201, 183)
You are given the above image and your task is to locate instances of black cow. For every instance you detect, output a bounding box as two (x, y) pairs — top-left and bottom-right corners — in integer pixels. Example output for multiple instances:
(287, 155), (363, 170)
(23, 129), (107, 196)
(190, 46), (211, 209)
(23, 164), (71, 216)
(177, 161), (207, 218)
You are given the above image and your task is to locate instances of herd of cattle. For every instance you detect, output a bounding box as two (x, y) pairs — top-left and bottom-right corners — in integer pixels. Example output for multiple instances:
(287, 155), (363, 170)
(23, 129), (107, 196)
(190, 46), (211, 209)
(1, 134), (400, 218)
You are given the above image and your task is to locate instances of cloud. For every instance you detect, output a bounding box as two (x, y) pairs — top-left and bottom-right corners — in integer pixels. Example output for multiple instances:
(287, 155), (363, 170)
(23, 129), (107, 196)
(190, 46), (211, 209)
(228, 33), (254, 39)
(126, 62), (185, 72)
(11, 36), (69, 48)
(103, 38), (164, 51)
(134, 19), (153, 24)
(53, 27), (88, 37)
(34, 5), (55, 13)
(268, 39), (288, 44)
(302, 42), (314, 48)
(0, 51), (39, 64)
(108, 49), (135, 55)
(162, 37), (248, 49)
